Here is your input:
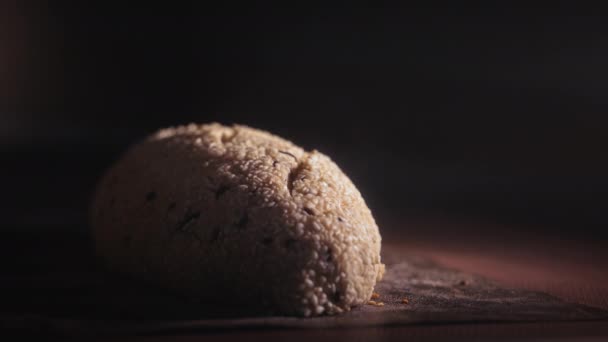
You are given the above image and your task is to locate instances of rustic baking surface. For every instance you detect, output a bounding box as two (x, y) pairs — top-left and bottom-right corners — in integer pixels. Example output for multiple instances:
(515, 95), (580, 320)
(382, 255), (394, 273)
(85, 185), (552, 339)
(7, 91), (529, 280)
(1, 231), (606, 338)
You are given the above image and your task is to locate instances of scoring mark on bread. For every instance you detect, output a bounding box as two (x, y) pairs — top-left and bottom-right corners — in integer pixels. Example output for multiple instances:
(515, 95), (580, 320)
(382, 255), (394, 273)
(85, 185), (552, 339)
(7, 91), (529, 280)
(174, 210), (203, 243)
(236, 211), (249, 229)
(278, 150), (298, 162)
(283, 238), (296, 249)
(303, 207), (315, 216)
(323, 248), (333, 262)
(215, 185), (230, 200)
(220, 128), (238, 143)
(284, 152), (310, 197)
(287, 161), (307, 196)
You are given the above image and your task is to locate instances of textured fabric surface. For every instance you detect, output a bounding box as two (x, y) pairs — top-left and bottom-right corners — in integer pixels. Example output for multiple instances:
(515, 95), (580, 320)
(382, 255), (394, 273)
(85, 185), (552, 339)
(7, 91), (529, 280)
(1, 232), (606, 337)
(382, 218), (608, 312)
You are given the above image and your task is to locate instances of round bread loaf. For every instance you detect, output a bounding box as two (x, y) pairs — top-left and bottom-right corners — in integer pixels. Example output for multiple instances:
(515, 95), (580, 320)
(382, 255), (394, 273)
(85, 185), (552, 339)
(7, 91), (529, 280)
(91, 123), (384, 317)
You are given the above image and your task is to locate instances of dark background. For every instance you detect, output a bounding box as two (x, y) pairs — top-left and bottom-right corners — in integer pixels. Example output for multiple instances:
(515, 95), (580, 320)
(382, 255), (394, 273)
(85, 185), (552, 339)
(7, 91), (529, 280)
(1, 2), (607, 239)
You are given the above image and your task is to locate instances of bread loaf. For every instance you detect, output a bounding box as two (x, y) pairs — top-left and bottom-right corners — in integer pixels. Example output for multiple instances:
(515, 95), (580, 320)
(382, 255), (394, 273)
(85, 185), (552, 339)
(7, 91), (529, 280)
(91, 123), (384, 317)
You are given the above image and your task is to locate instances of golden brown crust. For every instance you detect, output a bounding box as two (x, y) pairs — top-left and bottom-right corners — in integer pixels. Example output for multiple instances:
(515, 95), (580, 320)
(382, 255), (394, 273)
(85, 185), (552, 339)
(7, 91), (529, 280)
(91, 123), (383, 317)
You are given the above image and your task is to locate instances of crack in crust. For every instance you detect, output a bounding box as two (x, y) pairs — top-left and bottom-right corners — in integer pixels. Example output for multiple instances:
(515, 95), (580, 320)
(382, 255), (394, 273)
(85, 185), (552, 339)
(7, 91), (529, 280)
(278, 150), (298, 162)
(236, 211), (249, 229)
(215, 185), (230, 200)
(220, 128), (238, 143)
(287, 159), (307, 196)
(174, 210), (202, 242)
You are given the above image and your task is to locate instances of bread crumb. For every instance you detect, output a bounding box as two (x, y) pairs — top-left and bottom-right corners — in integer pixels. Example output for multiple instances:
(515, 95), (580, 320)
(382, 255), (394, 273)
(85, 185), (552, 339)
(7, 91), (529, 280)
(401, 298), (409, 304)
(367, 300), (384, 307)
(370, 292), (380, 299)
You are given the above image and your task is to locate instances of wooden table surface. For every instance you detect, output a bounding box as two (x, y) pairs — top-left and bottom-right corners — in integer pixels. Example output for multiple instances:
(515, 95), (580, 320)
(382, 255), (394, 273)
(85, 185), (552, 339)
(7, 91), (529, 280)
(112, 218), (608, 341)
(2, 217), (607, 341)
